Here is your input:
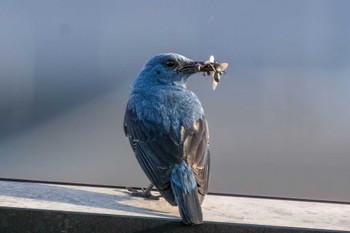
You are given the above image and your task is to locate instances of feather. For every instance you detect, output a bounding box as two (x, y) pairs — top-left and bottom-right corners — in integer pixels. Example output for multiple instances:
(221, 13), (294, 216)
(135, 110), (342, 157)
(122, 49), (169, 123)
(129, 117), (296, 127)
(171, 162), (203, 225)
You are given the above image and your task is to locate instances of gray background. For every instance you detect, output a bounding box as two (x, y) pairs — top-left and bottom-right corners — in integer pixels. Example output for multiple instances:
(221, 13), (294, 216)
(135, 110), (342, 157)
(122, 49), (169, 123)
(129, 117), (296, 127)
(1, 0), (349, 202)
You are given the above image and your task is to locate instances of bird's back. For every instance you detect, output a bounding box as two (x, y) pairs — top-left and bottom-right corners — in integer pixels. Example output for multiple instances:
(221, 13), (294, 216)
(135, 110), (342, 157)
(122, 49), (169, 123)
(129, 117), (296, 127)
(128, 85), (204, 129)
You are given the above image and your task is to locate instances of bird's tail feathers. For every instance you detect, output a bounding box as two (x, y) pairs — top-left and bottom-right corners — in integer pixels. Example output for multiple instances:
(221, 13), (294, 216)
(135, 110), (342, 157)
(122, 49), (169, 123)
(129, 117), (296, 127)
(171, 162), (203, 225)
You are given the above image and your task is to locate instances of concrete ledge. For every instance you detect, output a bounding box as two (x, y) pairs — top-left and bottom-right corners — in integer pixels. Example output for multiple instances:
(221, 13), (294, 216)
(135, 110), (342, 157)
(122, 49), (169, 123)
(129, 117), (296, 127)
(0, 180), (349, 232)
(0, 207), (341, 233)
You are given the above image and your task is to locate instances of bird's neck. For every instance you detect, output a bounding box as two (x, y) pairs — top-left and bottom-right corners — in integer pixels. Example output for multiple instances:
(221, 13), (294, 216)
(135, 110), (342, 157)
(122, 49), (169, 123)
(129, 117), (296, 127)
(131, 78), (188, 95)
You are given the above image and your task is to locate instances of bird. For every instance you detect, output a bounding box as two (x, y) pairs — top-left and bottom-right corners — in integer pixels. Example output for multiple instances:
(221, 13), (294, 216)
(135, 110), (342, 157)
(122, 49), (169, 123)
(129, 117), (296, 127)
(123, 53), (211, 225)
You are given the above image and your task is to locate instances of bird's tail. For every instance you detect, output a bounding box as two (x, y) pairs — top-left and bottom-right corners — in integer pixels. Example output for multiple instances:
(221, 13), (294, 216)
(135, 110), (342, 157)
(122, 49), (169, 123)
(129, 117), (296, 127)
(171, 161), (203, 225)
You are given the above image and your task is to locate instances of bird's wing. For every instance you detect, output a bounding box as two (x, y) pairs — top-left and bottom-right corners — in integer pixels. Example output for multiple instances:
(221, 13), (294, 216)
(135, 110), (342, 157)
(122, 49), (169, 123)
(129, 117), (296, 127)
(181, 117), (210, 201)
(124, 108), (210, 204)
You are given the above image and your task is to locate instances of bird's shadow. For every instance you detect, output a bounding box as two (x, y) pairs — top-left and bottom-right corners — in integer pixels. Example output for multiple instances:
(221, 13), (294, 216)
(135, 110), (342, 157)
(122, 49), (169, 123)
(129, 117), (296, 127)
(0, 181), (177, 219)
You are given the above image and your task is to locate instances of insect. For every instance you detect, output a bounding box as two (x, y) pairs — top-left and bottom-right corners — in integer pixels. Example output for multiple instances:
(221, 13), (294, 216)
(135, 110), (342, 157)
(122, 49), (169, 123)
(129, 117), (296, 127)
(199, 55), (228, 90)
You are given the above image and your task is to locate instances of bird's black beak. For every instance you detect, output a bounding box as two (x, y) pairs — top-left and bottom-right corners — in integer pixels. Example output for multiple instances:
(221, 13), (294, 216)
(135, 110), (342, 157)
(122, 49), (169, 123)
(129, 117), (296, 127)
(177, 61), (203, 74)
(178, 60), (227, 74)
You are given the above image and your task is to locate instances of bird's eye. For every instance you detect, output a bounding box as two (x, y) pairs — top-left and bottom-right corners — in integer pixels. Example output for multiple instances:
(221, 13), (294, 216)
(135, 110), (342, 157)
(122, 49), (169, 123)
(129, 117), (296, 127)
(166, 60), (176, 68)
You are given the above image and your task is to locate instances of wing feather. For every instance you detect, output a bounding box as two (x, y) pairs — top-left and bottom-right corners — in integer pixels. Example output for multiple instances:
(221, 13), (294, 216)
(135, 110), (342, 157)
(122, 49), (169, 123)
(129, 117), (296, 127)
(124, 108), (210, 204)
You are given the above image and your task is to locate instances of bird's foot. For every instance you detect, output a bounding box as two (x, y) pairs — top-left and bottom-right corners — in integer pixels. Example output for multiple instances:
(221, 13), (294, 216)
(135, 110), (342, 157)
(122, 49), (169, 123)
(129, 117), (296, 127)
(127, 185), (160, 200)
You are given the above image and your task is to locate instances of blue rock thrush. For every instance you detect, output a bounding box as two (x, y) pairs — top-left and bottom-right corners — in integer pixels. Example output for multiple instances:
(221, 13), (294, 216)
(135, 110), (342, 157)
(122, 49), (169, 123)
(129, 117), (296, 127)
(124, 53), (211, 225)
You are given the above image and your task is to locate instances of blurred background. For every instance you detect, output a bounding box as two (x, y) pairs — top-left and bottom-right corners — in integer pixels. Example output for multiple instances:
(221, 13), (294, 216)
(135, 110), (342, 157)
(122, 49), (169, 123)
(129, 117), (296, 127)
(1, 0), (349, 202)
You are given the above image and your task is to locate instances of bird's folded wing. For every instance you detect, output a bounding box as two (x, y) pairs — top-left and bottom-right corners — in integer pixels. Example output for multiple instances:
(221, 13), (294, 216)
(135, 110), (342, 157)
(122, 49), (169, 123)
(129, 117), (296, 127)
(181, 118), (210, 199)
(123, 109), (210, 203)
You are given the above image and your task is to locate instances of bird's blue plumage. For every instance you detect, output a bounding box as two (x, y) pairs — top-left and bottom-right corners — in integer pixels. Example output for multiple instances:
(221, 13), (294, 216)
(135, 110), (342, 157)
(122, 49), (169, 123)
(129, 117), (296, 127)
(124, 53), (210, 225)
(171, 161), (202, 224)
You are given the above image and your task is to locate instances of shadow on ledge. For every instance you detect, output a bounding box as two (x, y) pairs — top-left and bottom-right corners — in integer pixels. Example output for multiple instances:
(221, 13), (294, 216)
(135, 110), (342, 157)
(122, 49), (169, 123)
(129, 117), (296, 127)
(0, 181), (173, 219)
(0, 207), (342, 233)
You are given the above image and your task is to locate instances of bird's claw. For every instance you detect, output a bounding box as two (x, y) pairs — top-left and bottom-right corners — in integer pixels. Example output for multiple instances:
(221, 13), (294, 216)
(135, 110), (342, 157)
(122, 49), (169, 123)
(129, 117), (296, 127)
(126, 187), (160, 200)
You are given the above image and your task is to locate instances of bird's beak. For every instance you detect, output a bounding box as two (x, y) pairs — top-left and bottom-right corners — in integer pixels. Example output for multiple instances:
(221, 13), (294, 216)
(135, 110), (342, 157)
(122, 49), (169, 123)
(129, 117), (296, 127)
(178, 56), (228, 90)
(178, 60), (227, 74)
(177, 61), (203, 74)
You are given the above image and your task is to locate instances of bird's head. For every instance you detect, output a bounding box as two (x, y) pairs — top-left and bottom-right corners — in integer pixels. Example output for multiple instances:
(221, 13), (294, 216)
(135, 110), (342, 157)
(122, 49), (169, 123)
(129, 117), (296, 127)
(137, 53), (204, 88)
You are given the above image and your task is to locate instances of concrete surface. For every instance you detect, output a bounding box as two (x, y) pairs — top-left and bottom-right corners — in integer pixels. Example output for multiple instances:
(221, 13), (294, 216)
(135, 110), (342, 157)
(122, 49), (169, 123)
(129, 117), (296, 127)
(0, 180), (349, 232)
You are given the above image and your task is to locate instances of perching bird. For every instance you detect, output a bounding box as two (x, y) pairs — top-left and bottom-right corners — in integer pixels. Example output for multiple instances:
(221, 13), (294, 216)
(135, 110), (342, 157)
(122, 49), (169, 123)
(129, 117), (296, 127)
(123, 53), (211, 225)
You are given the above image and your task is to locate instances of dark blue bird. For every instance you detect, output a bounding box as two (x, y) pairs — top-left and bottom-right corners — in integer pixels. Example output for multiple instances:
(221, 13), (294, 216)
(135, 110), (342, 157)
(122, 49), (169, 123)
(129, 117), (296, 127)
(123, 53), (211, 225)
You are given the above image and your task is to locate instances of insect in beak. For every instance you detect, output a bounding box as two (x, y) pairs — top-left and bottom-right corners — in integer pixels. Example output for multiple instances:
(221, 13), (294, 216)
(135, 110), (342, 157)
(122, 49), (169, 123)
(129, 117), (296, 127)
(200, 55), (228, 90)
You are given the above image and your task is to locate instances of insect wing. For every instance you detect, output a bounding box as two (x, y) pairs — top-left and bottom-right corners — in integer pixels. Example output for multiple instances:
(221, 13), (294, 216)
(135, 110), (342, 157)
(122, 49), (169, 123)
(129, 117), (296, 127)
(209, 55), (214, 63)
(212, 79), (218, 90)
(219, 62), (228, 71)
